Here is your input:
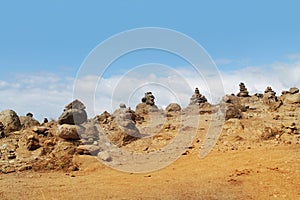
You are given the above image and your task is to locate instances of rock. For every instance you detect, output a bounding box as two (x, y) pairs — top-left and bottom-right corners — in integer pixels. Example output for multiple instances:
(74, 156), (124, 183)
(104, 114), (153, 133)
(141, 92), (156, 106)
(0, 109), (21, 134)
(58, 109), (87, 125)
(289, 87), (299, 94)
(43, 118), (49, 123)
(58, 100), (88, 125)
(282, 93), (300, 104)
(18, 164), (32, 172)
(26, 135), (41, 151)
(32, 126), (48, 135)
(263, 86), (282, 111)
(119, 103), (126, 108)
(98, 151), (112, 162)
(64, 99), (86, 110)
(19, 116), (40, 128)
(57, 124), (84, 140)
(237, 82), (250, 97)
(0, 122), (4, 138)
(165, 103), (181, 113)
(222, 95), (245, 120)
(76, 145), (100, 155)
(260, 127), (280, 140)
(26, 113), (33, 118)
(189, 88), (207, 105)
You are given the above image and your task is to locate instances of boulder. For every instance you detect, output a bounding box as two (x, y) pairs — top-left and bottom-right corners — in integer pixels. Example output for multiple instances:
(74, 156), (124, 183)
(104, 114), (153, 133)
(289, 87), (299, 94)
(64, 99), (86, 110)
(282, 93), (300, 104)
(19, 116), (40, 128)
(57, 124), (85, 140)
(0, 110), (21, 134)
(26, 135), (41, 151)
(58, 109), (87, 125)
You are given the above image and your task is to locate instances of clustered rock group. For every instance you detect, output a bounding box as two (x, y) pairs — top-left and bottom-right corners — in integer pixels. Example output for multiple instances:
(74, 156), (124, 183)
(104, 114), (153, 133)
(1, 83), (300, 173)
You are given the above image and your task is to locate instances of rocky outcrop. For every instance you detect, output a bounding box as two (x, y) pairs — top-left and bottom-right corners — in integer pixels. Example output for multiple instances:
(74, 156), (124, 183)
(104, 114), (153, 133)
(222, 95), (246, 120)
(0, 110), (21, 135)
(58, 99), (87, 125)
(237, 82), (250, 97)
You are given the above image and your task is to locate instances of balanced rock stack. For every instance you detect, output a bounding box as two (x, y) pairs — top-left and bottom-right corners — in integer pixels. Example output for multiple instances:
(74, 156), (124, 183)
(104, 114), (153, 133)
(189, 88), (207, 105)
(237, 82), (250, 97)
(263, 86), (282, 111)
(57, 99), (87, 140)
(136, 92), (159, 117)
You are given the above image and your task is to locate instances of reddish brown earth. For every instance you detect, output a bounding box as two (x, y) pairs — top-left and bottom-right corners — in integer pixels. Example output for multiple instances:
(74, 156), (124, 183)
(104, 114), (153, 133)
(1, 142), (299, 200)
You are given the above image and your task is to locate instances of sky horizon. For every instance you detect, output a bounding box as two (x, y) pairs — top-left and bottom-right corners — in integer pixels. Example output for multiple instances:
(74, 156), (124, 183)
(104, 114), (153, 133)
(1, 1), (300, 121)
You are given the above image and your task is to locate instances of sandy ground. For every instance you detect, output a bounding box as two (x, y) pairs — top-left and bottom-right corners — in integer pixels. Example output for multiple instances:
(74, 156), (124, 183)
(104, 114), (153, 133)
(1, 143), (299, 200)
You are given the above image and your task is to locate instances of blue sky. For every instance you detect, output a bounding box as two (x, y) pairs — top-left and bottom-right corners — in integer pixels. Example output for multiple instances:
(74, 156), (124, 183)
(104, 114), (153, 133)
(0, 0), (300, 120)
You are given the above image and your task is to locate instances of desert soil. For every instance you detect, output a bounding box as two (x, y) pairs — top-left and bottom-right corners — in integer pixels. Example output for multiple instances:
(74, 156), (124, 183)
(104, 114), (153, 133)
(1, 143), (299, 200)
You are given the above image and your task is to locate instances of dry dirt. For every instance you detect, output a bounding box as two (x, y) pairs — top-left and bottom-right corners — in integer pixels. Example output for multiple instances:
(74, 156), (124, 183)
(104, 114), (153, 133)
(1, 142), (299, 200)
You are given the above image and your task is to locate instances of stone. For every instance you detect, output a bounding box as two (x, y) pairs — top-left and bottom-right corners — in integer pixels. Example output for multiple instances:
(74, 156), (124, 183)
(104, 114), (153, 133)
(141, 92), (156, 106)
(165, 103), (181, 113)
(76, 145), (100, 155)
(64, 99), (86, 110)
(32, 126), (48, 135)
(58, 109), (87, 125)
(26, 113), (33, 118)
(26, 135), (41, 151)
(237, 82), (250, 97)
(263, 86), (282, 111)
(289, 87), (299, 94)
(189, 88), (207, 105)
(19, 116), (40, 128)
(98, 151), (112, 162)
(119, 103), (126, 108)
(57, 124), (85, 140)
(0, 122), (4, 138)
(282, 93), (300, 104)
(0, 109), (21, 134)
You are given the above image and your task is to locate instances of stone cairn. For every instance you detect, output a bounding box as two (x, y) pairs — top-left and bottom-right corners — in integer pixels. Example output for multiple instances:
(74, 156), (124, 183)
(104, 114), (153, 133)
(189, 88), (207, 105)
(263, 86), (277, 102)
(263, 86), (282, 111)
(136, 92), (159, 115)
(57, 99), (88, 140)
(237, 82), (250, 97)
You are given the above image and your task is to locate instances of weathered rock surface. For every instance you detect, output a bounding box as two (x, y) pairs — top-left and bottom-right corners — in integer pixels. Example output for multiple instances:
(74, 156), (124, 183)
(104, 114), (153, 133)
(0, 110), (21, 135)
(57, 124), (84, 140)
(20, 116), (40, 128)
(58, 100), (88, 125)
(165, 103), (181, 113)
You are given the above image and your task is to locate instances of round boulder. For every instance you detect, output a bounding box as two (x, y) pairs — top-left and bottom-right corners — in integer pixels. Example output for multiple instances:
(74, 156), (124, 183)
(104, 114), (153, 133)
(57, 124), (85, 140)
(0, 109), (21, 134)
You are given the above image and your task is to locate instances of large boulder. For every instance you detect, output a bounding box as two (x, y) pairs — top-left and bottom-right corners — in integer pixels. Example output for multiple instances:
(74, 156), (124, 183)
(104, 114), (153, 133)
(282, 93), (300, 104)
(19, 116), (40, 128)
(0, 110), (21, 134)
(58, 109), (87, 125)
(57, 124), (84, 140)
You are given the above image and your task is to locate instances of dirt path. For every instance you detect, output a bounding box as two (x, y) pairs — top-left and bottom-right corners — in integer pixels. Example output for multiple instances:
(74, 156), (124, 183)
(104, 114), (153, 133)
(1, 144), (299, 200)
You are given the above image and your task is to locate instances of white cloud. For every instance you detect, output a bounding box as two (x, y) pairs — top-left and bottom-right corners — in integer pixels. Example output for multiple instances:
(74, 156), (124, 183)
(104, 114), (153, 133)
(1, 59), (300, 122)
